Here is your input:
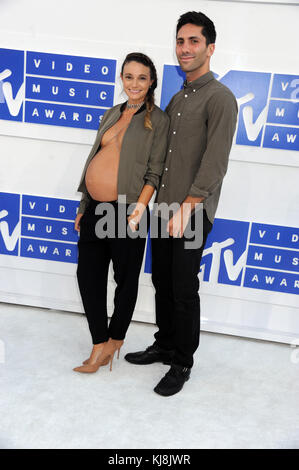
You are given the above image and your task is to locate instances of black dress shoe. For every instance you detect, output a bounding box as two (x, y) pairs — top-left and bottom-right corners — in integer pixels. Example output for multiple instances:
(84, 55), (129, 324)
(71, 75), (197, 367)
(154, 364), (191, 396)
(124, 344), (174, 365)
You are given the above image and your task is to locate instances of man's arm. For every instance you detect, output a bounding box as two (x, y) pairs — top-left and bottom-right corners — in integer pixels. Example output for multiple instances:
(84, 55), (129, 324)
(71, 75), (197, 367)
(188, 90), (238, 200)
(168, 90), (238, 237)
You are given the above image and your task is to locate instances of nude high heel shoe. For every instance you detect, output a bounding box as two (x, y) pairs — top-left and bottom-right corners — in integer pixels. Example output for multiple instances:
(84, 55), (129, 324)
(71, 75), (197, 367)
(73, 339), (123, 373)
(73, 342), (108, 373)
(82, 342), (121, 366)
(95, 338), (124, 372)
(109, 339), (124, 371)
(82, 356), (110, 367)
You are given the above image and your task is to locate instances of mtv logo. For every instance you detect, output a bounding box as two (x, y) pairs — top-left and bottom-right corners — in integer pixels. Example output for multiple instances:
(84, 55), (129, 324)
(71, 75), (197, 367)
(0, 192), (21, 256)
(201, 219), (250, 286)
(143, 218), (250, 286)
(0, 48), (25, 121)
(220, 70), (271, 147)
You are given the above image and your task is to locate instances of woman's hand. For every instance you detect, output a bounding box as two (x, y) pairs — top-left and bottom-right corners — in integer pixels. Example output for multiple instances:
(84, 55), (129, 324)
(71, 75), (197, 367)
(127, 210), (142, 232)
(75, 213), (83, 232)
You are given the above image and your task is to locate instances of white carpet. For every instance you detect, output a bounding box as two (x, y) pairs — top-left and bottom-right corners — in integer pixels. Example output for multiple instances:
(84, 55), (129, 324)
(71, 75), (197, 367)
(0, 302), (299, 449)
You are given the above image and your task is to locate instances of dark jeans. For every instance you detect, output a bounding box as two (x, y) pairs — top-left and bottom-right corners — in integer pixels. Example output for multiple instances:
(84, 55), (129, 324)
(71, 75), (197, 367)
(151, 210), (213, 368)
(77, 198), (148, 344)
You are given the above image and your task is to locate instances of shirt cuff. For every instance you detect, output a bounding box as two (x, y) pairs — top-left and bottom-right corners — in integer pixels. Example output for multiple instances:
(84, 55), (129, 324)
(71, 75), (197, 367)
(144, 179), (157, 190)
(189, 184), (209, 200)
(78, 197), (89, 214)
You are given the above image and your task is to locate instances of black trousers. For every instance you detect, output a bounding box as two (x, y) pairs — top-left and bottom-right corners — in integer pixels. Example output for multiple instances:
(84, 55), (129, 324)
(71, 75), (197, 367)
(77, 198), (148, 344)
(151, 210), (213, 368)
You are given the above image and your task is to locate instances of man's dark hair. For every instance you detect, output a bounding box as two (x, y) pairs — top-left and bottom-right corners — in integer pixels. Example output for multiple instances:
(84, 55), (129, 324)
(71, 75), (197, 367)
(176, 11), (216, 45)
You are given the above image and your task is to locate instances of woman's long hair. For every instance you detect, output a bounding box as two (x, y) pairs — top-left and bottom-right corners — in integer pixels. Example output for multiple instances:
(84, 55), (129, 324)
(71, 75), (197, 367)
(121, 52), (157, 130)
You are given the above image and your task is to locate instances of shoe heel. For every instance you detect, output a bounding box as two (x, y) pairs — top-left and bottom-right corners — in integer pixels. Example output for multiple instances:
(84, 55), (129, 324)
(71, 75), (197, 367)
(109, 354), (114, 371)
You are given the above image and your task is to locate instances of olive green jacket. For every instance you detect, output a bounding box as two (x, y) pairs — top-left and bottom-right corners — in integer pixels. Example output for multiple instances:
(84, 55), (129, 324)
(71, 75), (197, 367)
(77, 102), (169, 214)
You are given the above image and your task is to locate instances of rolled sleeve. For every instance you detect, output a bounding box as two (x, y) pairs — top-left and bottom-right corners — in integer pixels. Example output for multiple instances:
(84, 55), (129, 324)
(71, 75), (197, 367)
(189, 91), (238, 199)
(144, 114), (169, 189)
(78, 191), (90, 214)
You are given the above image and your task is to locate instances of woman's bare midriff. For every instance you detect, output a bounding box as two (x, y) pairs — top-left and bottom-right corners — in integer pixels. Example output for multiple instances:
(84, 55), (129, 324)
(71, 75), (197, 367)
(85, 111), (134, 201)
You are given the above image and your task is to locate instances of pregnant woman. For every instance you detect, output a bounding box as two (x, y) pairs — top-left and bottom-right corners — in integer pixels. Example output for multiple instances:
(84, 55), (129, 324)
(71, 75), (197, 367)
(73, 52), (169, 374)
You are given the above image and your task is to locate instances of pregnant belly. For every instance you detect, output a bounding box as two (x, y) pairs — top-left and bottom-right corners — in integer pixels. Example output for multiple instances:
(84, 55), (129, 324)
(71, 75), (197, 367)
(85, 150), (119, 201)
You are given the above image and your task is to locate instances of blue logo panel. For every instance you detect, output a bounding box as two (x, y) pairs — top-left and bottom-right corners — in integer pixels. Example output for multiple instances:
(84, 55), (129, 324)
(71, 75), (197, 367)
(21, 238), (77, 263)
(0, 48), (24, 121)
(0, 192), (20, 256)
(26, 51), (116, 83)
(201, 219), (249, 286)
(263, 125), (299, 151)
(267, 100), (299, 126)
(247, 245), (299, 273)
(25, 101), (105, 129)
(250, 223), (299, 249)
(21, 217), (79, 242)
(244, 267), (299, 295)
(25, 76), (114, 107)
(22, 195), (79, 220)
(271, 74), (299, 100)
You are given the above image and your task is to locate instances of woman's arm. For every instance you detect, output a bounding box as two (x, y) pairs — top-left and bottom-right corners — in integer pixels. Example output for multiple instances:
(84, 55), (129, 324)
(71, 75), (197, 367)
(127, 111), (169, 231)
(74, 191), (90, 232)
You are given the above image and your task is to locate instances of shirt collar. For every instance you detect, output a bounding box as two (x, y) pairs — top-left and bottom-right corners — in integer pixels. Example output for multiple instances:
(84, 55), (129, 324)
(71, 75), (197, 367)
(120, 101), (146, 115)
(183, 71), (215, 91)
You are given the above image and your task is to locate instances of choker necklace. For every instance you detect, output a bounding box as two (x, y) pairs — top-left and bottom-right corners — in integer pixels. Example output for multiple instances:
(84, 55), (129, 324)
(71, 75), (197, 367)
(127, 101), (144, 109)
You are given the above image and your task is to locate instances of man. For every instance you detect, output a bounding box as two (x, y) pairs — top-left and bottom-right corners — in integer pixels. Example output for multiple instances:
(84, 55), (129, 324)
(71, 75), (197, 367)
(125, 11), (238, 396)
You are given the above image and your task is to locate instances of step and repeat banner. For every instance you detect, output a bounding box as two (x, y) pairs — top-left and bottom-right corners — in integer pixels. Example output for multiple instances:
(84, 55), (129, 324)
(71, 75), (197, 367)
(1, 47), (298, 159)
(0, 0), (298, 343)
(1, 191), (298, 296)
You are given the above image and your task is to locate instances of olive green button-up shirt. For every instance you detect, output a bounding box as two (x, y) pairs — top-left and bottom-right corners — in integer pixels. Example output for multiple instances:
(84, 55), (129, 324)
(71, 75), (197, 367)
(155, 71), (238, 224)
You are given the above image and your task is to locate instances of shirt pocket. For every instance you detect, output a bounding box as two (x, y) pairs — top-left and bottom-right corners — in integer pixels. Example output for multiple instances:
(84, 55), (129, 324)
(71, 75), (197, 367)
(179, 128), (207, 157)
(179, 111), (207, 138)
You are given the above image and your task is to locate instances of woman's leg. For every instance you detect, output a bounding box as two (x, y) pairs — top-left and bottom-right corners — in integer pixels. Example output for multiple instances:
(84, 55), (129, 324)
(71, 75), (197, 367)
(107, 206), (149, 340)
(108, 234), (146, 340)
(76, 210), (111, 345)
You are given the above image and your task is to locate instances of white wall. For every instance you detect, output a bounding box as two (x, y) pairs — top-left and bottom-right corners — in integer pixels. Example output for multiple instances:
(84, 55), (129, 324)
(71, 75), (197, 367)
(0, 0), (298, 343)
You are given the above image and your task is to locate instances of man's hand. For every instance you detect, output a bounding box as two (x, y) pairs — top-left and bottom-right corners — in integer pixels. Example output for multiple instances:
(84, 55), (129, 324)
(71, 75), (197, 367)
(74, 213), (83, 232)
(167, 197), (204, 238)
(167, 204), (192, 238)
